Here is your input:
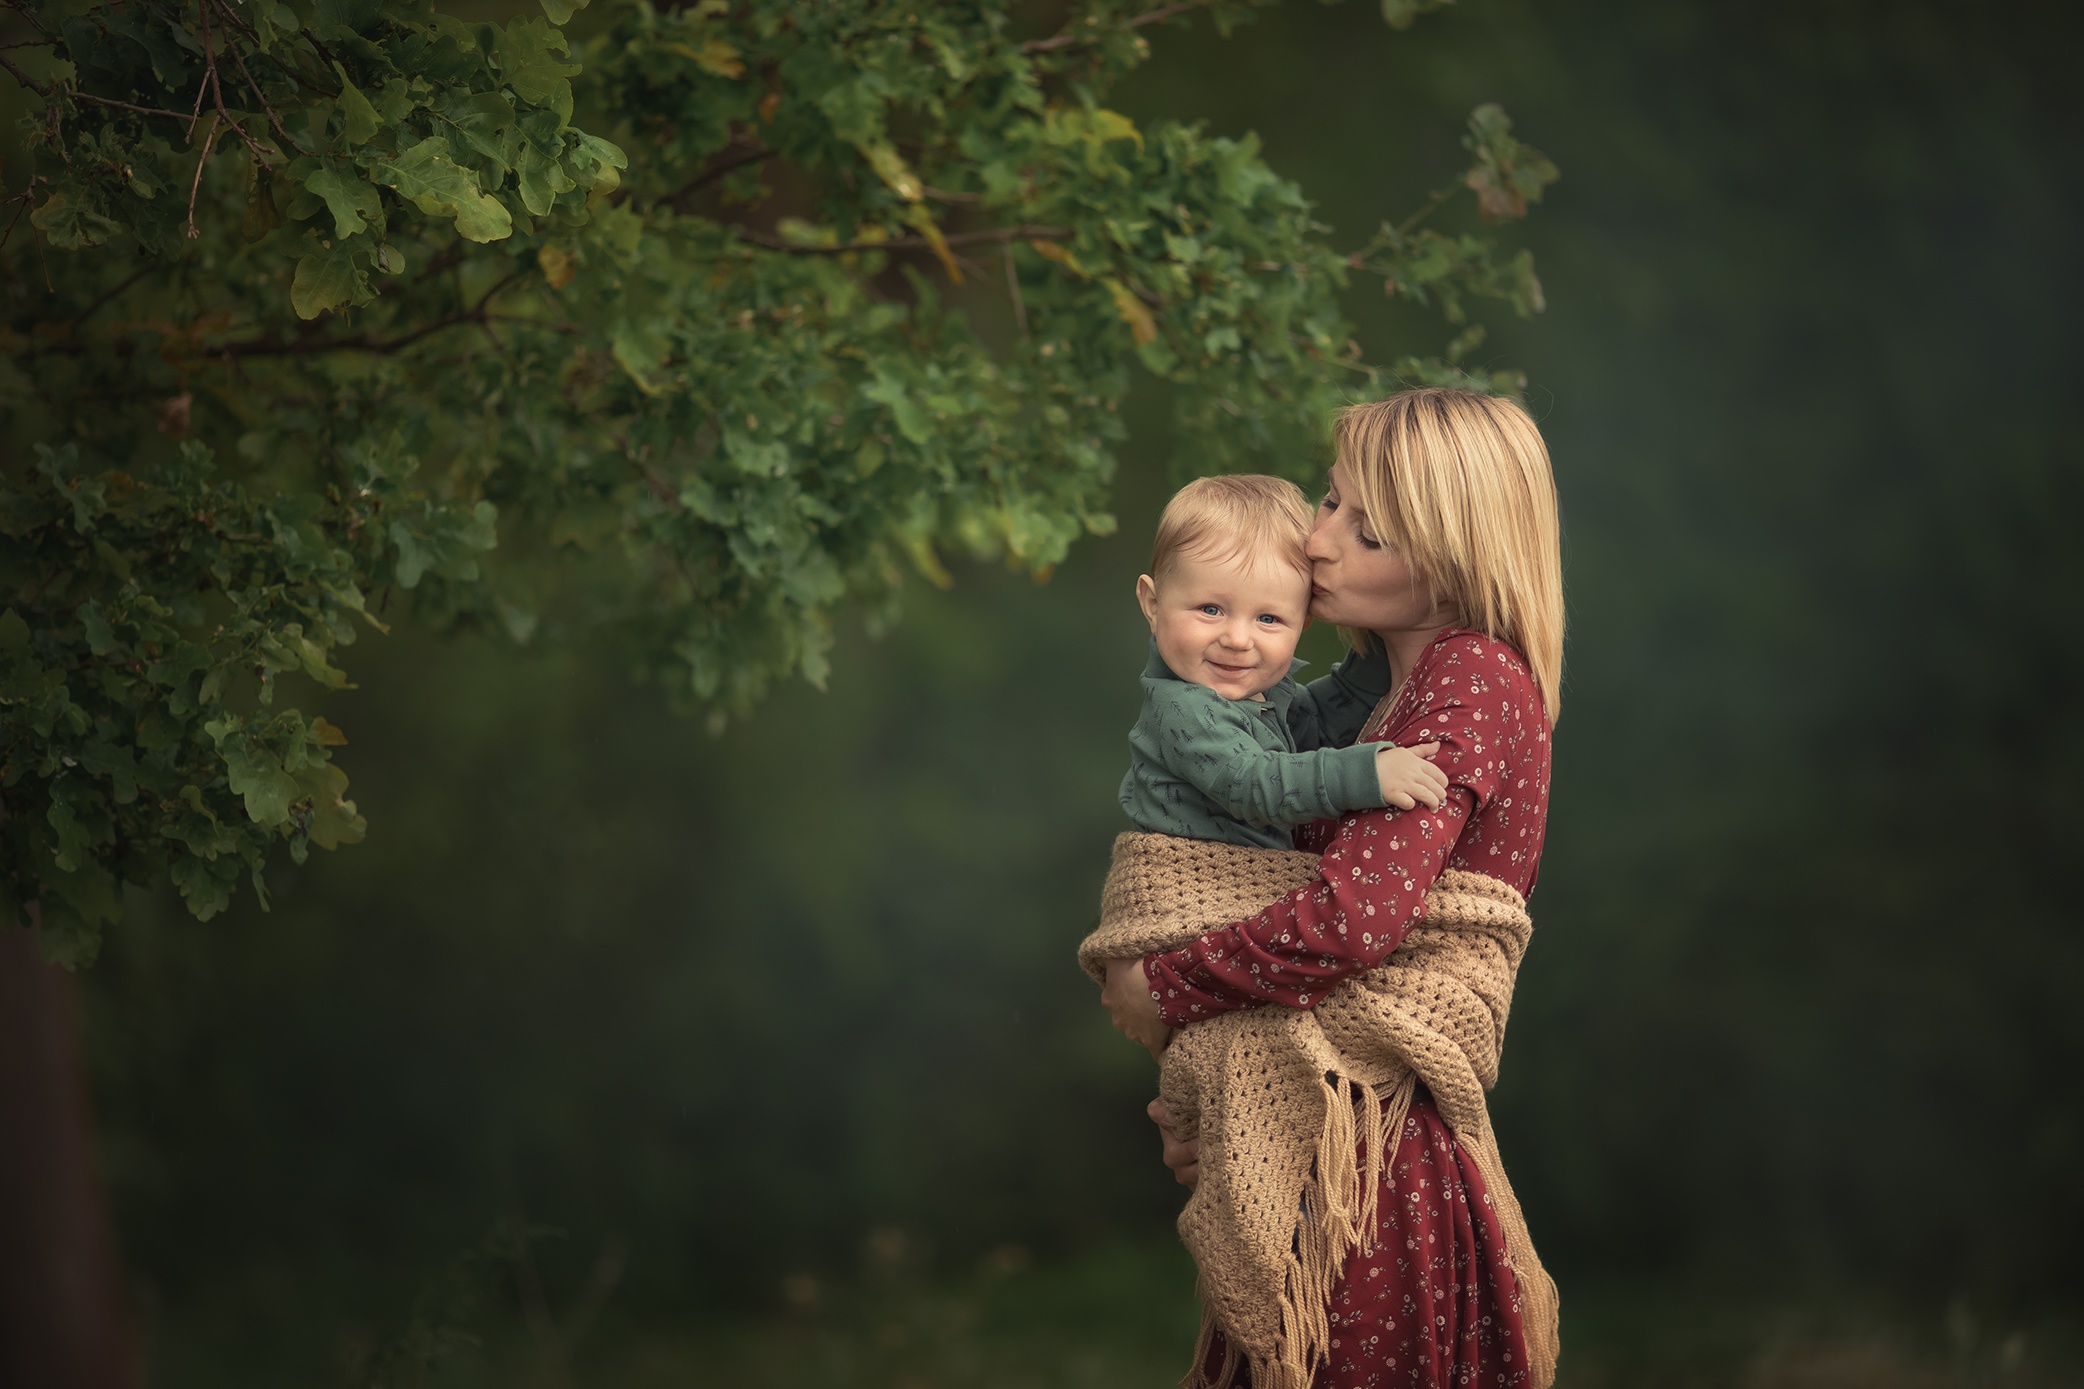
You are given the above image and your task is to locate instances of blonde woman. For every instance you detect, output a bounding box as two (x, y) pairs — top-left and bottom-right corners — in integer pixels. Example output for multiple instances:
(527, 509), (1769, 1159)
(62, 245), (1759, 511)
(1101, 387), (1565, 1388)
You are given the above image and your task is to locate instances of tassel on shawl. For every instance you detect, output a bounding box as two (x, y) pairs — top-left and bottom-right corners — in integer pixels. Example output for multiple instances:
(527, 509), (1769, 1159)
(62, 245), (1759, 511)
(1189, 1072), (1419, 1389)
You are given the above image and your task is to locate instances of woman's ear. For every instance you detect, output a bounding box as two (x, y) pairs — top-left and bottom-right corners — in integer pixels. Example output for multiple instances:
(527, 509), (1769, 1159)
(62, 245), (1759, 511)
(1135, 574), (1160, 631)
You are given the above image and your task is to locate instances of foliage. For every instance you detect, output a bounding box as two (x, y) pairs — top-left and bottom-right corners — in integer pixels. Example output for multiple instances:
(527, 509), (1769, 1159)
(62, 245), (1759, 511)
(0, 0), (1554, 960)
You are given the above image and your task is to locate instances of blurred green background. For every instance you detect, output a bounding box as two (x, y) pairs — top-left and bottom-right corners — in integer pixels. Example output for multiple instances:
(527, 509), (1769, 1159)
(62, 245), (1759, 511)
(68, 0), (2084, 1383)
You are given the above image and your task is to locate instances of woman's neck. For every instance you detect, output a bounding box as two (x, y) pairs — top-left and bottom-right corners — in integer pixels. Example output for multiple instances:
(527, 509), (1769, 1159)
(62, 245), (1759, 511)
(1373, 621), (1457, 702)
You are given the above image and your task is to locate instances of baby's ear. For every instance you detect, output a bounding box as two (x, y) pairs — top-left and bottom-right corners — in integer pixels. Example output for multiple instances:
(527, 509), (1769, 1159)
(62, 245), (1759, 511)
(1134, 574), (1159, 625)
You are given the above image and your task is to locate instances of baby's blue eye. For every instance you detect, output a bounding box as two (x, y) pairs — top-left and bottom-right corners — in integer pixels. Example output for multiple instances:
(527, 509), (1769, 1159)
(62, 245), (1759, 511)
(1257, 614), (1280, 625)
(1200, 604), (1221, 616)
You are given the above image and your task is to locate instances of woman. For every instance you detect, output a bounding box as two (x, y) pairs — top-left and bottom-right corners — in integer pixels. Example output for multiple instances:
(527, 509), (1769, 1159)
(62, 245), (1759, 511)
(1100, 386), (1565, 1388)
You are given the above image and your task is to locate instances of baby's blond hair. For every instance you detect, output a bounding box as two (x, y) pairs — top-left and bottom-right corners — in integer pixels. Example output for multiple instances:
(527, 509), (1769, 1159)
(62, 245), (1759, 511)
(1148, 474), (1313, 583)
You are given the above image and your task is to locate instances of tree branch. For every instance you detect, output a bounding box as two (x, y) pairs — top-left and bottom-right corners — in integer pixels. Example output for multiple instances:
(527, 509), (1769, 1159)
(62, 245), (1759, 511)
(1, 0), (56, 41)
(658, 144), (776, 210)
(0, 50), (50, 96)
(68, 265), (157, 331)
(1020, 1), (1204, 54)
(734, 224), (1070, 255)
(214, 267), (537, 357)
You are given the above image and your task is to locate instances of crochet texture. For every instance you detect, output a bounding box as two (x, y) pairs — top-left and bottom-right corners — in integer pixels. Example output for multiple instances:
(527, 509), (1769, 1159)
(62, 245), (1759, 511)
(1080, 831), (1560, 1389)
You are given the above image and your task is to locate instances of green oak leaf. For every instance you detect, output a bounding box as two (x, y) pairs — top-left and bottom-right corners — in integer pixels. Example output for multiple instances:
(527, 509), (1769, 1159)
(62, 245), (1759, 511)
(30, 191), (121, 249)
(375, 138), (514, 242)
(289, 239), (372, 319)
(497, 18), (579, 120)
(516, 141), (575, 215)
(564, 131), (627, 192)
(333, 63), (383, 143)
(221, 742), (299, 827)
(441, 90), (518, 174)
(302, 166), (383, 239)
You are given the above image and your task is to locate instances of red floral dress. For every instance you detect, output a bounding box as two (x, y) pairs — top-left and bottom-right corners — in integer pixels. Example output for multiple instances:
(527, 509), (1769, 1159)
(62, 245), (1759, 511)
(1145, 629), (1552, 1389)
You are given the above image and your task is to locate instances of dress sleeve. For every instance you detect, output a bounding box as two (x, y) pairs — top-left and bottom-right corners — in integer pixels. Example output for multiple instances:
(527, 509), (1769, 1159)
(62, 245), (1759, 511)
(1286, 641), (1392, 752)
(1151, 688), (1385, 830)
(1143, 662), (1504, 1024)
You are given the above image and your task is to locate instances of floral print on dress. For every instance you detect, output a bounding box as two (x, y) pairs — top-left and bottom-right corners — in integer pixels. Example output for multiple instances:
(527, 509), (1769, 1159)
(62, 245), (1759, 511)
(1198, 1092), (1531, 1389)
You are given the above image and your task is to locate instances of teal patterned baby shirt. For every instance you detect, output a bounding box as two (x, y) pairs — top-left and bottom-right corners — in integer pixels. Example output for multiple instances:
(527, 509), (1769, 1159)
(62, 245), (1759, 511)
(1118, 639), (1392, 850)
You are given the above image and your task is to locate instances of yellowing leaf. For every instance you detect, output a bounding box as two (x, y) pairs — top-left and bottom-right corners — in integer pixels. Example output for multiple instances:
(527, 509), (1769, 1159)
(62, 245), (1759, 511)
(1105, 278), (1158, 345)
(903, 203), (962, 284)
(1081, 108), (1142, 149)
(667, 38), (744, 79)
(538, 244), (578, 288)
(294, 763), (366, 849)
(1030, 238), (1088, 276)
(903, 534), (954, 590)
(856, 141), (923, 201)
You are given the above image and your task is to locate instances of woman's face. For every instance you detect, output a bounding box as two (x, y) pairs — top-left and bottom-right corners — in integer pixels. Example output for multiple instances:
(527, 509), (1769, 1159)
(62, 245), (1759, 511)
(1306, 458), (1439, 634)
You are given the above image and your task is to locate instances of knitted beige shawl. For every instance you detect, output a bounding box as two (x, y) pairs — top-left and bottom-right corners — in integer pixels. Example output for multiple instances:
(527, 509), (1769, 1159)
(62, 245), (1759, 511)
(1079, 831), (1560, 1389)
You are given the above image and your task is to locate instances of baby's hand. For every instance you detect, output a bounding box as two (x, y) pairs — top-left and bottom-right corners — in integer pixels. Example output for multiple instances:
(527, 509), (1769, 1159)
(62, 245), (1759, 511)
(1375, 741), (1446, 811)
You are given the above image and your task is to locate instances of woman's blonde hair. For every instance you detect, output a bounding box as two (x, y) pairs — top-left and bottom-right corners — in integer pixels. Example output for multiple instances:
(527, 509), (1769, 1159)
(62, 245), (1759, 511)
(1149, 474), (1314, 582)
(1335, 388), (1565, 722)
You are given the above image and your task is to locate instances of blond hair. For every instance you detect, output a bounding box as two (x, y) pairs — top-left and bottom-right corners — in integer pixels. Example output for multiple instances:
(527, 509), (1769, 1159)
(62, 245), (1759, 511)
(1335, 389), (1565, 722)
(1148, 474), (1313, 582)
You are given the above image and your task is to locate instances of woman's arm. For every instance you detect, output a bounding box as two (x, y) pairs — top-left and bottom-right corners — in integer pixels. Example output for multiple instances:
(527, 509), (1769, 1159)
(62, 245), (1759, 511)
(1143, 642), (1526, 1024)
(1145, 789), (1476, 1023)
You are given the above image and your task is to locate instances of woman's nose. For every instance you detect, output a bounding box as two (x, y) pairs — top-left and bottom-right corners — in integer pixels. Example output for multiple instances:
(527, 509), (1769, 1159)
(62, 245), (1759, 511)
(1306, 513), (1338, 562)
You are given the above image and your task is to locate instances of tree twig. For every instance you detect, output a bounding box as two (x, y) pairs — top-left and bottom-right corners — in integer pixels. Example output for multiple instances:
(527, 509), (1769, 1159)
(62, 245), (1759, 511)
(185, 0), (213, 139)
(196, 3), (270, 163)
(213, 0), (309, 156)
(68, 91), (195, 120)
(186, 113), (222, 238)
(1020, 1), (1203, 54)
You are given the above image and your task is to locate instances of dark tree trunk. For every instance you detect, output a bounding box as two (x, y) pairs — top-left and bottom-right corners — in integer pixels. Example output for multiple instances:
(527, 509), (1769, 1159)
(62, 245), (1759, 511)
(0, 924), (139, 1389)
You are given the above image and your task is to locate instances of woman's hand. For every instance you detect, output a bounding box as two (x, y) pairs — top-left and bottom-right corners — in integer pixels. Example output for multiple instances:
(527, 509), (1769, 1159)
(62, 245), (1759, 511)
(1147, 1097), (1200, 1188)
(1101, 956), (1171, 1060)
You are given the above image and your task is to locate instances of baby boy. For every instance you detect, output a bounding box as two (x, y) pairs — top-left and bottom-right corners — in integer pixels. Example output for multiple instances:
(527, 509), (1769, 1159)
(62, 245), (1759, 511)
(1120, 474), (1445, 848)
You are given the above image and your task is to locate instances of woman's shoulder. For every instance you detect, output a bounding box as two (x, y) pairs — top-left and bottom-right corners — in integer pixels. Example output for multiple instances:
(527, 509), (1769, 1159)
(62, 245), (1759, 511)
(1409, 629), (1543, 716)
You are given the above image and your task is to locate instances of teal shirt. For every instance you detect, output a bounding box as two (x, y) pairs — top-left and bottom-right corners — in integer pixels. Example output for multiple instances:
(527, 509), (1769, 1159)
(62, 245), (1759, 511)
(1118, 640), (1393, 850)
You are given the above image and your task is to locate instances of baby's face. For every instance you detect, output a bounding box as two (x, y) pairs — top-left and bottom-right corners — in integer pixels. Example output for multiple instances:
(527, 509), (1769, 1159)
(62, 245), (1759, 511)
(1137, 547), (1311, 701)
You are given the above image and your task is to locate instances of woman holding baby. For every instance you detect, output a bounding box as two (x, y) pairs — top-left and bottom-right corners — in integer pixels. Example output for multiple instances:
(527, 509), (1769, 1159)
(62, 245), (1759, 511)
(1094, 387), (1565, 1389)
